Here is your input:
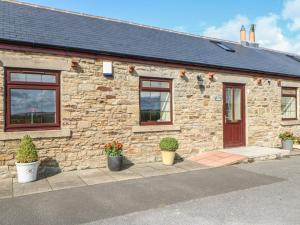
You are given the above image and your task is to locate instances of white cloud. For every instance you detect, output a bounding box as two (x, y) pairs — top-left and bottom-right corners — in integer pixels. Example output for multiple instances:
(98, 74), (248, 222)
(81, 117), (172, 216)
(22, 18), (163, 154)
(255, 14), (295, 52)
(201, 12), (300, 54)
(202, 15), (249, 41)
(282, 0), (300, 31)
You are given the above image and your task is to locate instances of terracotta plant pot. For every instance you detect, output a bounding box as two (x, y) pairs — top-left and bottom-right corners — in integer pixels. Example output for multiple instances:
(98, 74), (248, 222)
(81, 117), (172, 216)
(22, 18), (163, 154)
(161, 151), (176, 166)
(107, 155), (123, 171)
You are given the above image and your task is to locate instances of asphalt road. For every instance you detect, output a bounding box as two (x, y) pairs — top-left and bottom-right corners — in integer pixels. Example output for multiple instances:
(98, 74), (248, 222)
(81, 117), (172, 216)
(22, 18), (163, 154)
(1, 157), (300, 225)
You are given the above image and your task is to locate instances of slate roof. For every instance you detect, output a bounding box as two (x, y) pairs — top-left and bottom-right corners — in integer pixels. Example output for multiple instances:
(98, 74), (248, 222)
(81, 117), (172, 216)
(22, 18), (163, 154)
(1, 0), (300, 77)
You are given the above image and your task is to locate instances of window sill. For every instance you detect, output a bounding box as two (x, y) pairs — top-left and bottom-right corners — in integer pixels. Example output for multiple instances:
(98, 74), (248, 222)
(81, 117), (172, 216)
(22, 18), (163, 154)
(281, 120), (300, 126)
(0, 129), (71, 141)
(132, 125), (181, 133)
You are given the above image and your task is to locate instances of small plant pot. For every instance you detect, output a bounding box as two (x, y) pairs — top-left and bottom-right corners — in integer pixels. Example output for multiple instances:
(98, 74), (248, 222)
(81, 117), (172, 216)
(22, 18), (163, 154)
(107, 155), (123, 171)
(15, 161), (39, 183)
(282, 140), (293, 151)
(161, 151), (176, 166)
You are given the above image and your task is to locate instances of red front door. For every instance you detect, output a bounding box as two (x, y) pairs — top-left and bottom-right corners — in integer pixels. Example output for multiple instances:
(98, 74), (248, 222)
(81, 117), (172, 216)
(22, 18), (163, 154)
(223, 83), (245, 148)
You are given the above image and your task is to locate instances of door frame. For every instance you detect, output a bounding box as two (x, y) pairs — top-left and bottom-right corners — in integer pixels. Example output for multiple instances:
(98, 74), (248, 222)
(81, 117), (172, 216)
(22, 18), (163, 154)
(222, 82), (246, 148)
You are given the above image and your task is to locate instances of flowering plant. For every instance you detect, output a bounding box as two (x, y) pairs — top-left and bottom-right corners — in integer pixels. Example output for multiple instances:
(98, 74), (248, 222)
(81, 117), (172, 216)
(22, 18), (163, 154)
(104, 141), (123, 157)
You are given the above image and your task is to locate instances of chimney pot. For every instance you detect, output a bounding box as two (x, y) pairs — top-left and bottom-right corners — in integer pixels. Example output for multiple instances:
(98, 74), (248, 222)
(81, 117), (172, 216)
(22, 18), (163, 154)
(240, 25), (246, 42)
(249, 24), (256, 43)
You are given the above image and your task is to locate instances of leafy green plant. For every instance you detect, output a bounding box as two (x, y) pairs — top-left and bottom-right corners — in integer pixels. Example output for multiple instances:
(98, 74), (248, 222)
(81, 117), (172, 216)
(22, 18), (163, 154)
(159, 137), (179, 152)
(16, 135), (38, 163)
(279, 131), (294, 141)
(104, 141), (123, 157)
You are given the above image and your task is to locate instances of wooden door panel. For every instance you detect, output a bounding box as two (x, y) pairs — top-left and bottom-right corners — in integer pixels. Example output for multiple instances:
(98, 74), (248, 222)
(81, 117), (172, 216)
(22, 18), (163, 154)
(223, 83), (245, 148)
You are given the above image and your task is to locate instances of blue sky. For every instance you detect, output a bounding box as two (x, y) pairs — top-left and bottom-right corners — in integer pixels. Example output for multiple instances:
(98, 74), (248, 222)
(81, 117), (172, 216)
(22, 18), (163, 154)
(20, 0), (300, 53)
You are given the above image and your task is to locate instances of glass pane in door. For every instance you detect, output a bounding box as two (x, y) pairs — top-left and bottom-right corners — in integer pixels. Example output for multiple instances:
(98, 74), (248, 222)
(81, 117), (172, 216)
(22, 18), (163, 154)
(225, 88), (233, 121)
(234, 88), (241, 120)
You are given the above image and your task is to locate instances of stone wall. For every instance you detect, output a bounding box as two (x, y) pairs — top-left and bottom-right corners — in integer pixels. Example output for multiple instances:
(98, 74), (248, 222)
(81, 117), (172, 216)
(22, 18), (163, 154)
(0, 49), (300, 177)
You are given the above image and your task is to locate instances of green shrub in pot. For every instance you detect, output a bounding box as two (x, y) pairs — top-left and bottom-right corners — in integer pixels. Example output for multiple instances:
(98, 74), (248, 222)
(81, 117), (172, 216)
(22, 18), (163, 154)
(279, 131), (294, 151)
(16, 135), (38, 163)
(15, 135), (39, 183)
(159, 137), (179, 165)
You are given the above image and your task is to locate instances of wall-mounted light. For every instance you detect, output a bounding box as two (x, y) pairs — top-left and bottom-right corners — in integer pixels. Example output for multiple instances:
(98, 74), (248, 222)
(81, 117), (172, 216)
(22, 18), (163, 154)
(103, 61), (113, 76)
(128, 65), (135, 74)
(197, 75), (205, 89)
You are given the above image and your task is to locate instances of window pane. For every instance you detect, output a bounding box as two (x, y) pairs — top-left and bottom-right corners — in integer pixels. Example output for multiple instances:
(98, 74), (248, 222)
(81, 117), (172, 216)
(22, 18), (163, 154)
(234, 88), (241, 120)
(10, 89), (56, 124)
(26, 74), (42, 82)
(142, 81), (151, 87)
(41, 75), (56, 83)
(10, 73), (26, 82)
(150, 81), (169, 88)
(225, 88), (233, 121)
(282, 96), (296, 119)
(140, 91), (171, 122)
(10, 73), (56, 83)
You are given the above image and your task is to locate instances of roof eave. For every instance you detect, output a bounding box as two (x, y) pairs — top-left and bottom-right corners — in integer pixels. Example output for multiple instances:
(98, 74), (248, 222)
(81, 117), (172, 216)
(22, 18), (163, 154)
(0, 38), (300, 79)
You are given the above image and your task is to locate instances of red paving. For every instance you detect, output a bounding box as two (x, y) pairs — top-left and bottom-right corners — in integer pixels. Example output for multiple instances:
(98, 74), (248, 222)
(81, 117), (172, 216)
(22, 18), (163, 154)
(189, 151), (247, 168)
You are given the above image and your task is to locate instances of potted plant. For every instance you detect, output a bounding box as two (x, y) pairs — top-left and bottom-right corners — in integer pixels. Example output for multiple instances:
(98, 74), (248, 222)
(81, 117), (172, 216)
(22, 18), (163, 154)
(159, 137), (179, 165)
(15, 135), (39, 183)
(279, 131), (294, 151)
(104, 141), (123, 171)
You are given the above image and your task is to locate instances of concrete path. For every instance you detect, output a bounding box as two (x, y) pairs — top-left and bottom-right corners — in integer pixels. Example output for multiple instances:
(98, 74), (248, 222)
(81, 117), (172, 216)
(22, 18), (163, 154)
(0, 160), (207, 199)
(222, 146), (290, 160)
(0, 160), (286, 225)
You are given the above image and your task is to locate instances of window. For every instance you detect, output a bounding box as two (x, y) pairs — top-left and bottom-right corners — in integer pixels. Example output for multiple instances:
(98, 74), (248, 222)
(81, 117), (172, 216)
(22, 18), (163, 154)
(5, 69), (60, 131)
(139, 77), (172, 125)
(281, 87), (297, 120)
(210, 40), (235, 52)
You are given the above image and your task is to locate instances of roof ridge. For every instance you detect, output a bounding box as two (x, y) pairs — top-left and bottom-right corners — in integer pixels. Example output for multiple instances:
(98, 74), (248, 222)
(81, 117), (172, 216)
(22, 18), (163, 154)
(1, 0), (241, 45)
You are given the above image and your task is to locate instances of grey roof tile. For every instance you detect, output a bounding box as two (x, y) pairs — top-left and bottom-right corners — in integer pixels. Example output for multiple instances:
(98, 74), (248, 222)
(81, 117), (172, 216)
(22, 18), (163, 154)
(1, 1), (300, 77)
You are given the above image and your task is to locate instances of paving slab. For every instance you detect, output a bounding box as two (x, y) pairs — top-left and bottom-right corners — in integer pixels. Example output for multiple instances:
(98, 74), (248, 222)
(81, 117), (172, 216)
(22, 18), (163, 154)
(221, 146), (290, 158)
(77, 169), (117, 185)
(13, 178), (51, 197)
(102, 169), (143, 181)
(128, 166), (168, 177)
(0, 179), (12, 199)
(174, 160), (206, 171)
(147, 162), (177, 170)
(47, 172), (86, 190)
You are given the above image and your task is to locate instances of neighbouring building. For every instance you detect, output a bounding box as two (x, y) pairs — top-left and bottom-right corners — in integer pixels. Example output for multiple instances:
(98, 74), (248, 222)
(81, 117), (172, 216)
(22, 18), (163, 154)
(1, 1), (300, 177)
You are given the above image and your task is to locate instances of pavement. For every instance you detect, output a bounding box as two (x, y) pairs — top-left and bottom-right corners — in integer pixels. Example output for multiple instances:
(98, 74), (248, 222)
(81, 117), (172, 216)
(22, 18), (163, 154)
(1, 156), (300, 225)
(0, 160), (207, 199)
(221, 146), (291, 160)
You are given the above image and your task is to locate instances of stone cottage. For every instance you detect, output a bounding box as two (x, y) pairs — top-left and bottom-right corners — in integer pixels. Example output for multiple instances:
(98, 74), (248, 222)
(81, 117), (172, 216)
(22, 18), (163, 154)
(1, 0), (300, 177)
